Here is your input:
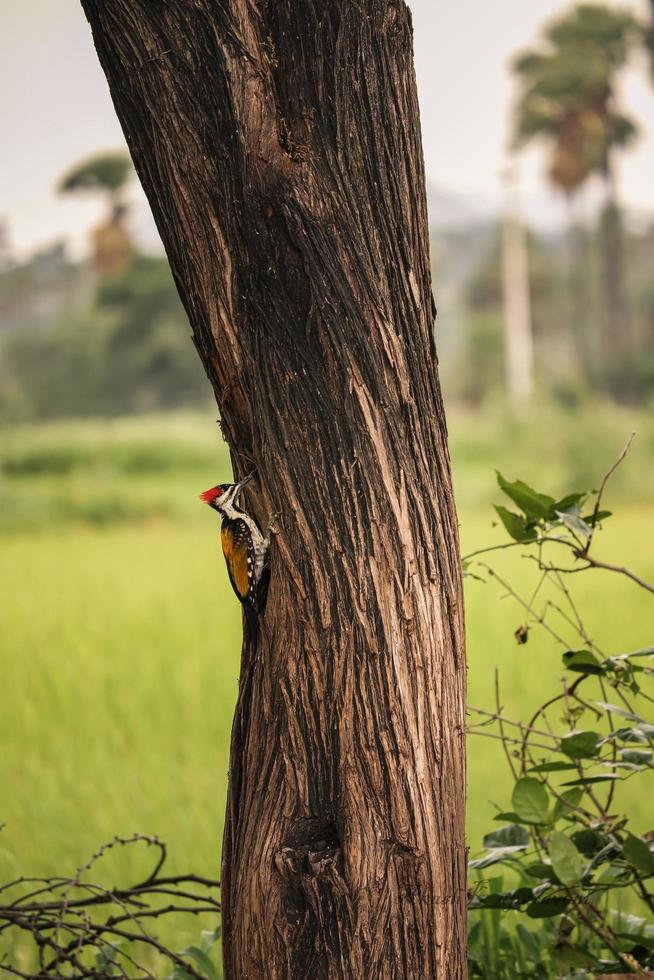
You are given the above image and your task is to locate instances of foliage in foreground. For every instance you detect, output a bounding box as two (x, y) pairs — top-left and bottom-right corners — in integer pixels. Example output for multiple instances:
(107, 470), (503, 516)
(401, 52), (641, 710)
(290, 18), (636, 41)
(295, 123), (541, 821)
(466, 438), (654, 978)
(0, 836), (221, 979)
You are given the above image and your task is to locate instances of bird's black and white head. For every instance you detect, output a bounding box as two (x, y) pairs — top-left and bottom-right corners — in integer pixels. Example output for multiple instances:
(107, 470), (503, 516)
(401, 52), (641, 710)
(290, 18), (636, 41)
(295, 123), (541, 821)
(200, 473), (252, 517)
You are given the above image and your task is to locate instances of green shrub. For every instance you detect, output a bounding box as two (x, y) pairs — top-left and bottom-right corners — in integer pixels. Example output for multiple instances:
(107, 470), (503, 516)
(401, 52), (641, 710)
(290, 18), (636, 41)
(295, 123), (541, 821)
(466, 442), (654, 978)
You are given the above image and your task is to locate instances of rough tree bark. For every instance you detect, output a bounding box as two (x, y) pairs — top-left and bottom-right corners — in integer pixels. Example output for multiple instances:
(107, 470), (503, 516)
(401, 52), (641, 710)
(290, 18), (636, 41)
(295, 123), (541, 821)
(80, 2), (467, 977)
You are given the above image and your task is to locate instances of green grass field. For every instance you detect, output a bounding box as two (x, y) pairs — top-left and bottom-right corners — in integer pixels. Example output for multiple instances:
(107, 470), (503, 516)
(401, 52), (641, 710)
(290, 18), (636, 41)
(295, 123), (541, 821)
(1, 403), (652, 961)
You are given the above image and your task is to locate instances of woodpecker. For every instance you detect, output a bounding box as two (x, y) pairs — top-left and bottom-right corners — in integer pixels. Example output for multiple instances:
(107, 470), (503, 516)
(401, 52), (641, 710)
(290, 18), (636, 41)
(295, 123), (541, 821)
(200, 474), (277, 630)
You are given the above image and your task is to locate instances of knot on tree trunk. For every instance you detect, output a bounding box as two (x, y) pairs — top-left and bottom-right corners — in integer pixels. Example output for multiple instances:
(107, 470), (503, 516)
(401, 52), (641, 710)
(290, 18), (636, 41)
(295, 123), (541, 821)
(276, 819), (344, 890)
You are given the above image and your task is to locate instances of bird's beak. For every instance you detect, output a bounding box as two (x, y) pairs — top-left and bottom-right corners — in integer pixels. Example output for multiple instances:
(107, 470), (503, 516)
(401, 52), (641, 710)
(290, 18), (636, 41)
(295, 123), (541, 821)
(234, 471), (254, 495)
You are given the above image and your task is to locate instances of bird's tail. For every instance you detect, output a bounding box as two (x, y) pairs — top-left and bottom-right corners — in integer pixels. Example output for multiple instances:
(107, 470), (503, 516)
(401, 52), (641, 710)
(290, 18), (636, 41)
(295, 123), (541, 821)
(243, 599), (260, 651)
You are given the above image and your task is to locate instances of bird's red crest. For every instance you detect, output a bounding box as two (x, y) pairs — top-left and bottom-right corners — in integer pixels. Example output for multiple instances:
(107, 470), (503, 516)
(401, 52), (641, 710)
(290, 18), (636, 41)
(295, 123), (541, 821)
(200, 485), (224, 504)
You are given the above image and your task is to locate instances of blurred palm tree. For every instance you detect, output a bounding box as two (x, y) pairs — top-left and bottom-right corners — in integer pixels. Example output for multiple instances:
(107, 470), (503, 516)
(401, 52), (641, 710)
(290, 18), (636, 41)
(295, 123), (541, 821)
(645, 0), (654, 78)
(512, 4), (640, 375)
(58, 152), (134, 276)
(58, 152), (133, 205)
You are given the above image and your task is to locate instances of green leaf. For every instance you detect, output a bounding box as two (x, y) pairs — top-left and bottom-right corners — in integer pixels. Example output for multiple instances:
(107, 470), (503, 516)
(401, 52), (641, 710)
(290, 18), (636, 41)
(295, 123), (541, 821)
(559, 731), (600, 759)
(595, 701), (646, 723)
(571, 829), (607, 858)
(612, 912), (654, 951)
(529, 761), (577, 773)
(178, 946), (220, 980)
(524, 861), (558, 881)
(512, 778), (549, 825)
(561, 774), (621, 786)
(623, 833), (654, 875)
(552, 787), (583, 823)
(621, 646), (654, 659)
(583, 509), (612, 526)
(549, 831), (583, 886)
(562, 650), (604, 675)
(610, 726), (651, 745)
(619, 749), (653, 767)
(602, 655), (647, 679)
(617, 931), (654, 951)
(483, 825), (531, 849)
(170, 969), (197, 980)
(556, 510), (592, 538)
(496, 472), (556, 520)
(554, 492), (587, 512)
(526, 897), (569, 918)
(516, 924), (543, 962)
(467, 919), (483, 954)
(597, 863), (630, 886)
(493, 505), (537, 542)
(95, 942), (122, 975)
(199, 928), (221, 953)
(470, 845), (531, 869)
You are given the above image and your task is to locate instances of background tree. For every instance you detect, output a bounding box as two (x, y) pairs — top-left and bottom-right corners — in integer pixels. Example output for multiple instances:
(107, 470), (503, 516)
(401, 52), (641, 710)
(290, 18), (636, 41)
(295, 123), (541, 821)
(79, 2), (467, 978)
(645, 0), (654, 78)
(58, 151), (134, 275)
(512, 4), (639, 378)
(58, 152), (133, 204)
(501, 167), (534, 404)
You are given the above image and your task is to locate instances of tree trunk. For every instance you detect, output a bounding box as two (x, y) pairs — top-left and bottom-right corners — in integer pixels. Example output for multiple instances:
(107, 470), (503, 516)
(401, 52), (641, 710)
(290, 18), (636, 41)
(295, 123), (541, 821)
(646, 0), (654, 79)
(600, 164), (629, 367)
(564, 194), (593, 383)
(80, 3), (467, 977)
(501, 168), (534, 402)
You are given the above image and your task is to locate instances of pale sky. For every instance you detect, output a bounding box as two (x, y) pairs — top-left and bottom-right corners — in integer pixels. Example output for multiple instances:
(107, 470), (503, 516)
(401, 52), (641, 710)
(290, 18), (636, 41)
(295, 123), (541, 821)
(2, 0), (653, 260)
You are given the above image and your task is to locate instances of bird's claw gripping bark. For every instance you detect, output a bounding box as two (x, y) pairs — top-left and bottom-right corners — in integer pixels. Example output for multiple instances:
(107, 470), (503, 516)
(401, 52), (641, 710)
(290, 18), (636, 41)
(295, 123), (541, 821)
(266, 511), (281, 538)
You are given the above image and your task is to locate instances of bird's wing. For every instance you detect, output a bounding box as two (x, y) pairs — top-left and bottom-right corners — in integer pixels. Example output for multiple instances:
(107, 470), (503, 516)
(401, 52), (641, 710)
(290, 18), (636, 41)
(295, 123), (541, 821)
(221, 520), (251, 603)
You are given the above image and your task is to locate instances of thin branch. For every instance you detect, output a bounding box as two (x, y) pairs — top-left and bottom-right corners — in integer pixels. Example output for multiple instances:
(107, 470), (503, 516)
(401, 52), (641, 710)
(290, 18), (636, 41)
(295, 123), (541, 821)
(467, 729), (555, 753)
(468, 704), (558, 741)
(479, 563), (569, 648)
(551, 570), (603, 655)
(462, 539), (530, 562)
(573, 552), (654, 595)
(583, 432), (635, 557)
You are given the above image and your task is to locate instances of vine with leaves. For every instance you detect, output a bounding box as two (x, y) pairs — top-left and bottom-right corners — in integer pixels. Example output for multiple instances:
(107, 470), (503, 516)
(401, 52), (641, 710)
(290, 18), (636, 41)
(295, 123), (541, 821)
(465, 436), (654, 979)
